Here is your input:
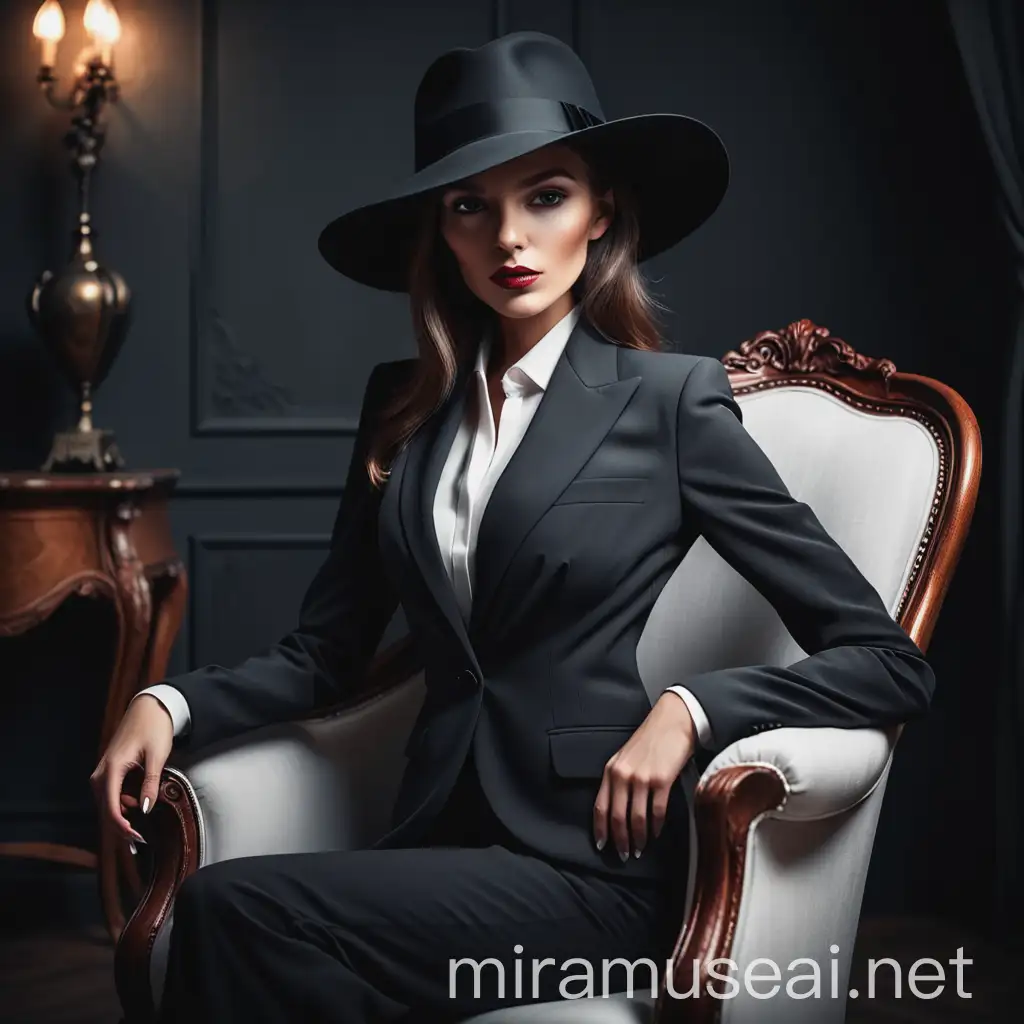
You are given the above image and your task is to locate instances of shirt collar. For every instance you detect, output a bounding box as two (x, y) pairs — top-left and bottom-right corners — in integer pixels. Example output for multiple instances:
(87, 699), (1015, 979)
(474, 304), (580, 395)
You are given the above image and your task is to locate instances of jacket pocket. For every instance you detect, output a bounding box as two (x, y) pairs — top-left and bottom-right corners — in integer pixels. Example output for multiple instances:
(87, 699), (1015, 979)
(547, 725), (637, 779)
(552, 475), (650, 506)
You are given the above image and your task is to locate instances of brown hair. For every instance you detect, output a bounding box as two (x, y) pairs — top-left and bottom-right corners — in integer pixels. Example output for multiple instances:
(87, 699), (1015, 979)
(365, 142), (669, 489)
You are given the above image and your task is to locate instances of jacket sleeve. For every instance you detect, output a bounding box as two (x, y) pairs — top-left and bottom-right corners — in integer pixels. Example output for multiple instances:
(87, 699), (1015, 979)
(674, 356), (935, 753)
(165, 360), (406, 752)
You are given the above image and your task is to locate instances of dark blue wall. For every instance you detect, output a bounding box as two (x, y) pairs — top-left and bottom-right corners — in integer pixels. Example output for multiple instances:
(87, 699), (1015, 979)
(0, 0), (1011, 939)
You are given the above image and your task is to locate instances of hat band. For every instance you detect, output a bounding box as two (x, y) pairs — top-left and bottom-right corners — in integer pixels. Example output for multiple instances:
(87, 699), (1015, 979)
(416, 97), (604, 171)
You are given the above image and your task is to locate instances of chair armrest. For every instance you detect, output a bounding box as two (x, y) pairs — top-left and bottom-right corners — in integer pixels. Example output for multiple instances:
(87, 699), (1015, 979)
(656, 724), (900, 1024)
(115, 636), (424, 1024)
(163, 670), (425, 865)
(702, 722), (900, 820)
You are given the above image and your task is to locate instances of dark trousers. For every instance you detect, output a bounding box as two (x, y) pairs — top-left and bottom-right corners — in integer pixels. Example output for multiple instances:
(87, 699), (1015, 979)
(157, 753), (687, 1023)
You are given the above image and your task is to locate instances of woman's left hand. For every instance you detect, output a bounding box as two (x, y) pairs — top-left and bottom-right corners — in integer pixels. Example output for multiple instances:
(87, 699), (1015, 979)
(592, 693), (696, 861)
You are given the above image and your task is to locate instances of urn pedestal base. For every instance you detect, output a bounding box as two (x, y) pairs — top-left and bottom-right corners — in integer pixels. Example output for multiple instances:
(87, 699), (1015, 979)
(42, 428), (125, 473)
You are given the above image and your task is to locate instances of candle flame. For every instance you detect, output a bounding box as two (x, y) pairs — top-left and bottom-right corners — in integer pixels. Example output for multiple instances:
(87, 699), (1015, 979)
(84, 0), (121, 45)
(32, 1), (66, 42)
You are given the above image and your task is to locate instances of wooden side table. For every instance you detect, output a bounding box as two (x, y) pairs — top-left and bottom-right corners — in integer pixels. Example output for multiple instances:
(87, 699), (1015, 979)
(0, 470), (187, 943)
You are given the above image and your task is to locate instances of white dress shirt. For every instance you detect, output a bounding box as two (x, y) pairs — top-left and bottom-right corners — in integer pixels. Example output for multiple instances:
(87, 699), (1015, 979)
(134, 304), (712, 747)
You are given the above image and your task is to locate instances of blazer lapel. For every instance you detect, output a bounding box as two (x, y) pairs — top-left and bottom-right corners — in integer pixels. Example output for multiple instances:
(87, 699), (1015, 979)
(392, 362), (477, 661)
(385, 314), (640, 661)
(469, 316), (640, 637)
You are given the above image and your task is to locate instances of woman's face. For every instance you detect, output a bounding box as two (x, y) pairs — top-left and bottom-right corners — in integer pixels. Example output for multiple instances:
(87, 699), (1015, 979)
(439, 143), (613, 324)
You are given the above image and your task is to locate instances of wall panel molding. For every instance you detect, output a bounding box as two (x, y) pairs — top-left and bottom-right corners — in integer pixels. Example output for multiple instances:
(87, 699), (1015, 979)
(186, 532), (332, 670)
(492, 0), (507, 37)
(188, 0), (360, 438)
(175, 479), (345, 497)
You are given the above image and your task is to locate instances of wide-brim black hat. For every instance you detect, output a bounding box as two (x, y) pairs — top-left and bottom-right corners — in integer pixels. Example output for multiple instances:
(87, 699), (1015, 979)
(318, 31), (730, 292)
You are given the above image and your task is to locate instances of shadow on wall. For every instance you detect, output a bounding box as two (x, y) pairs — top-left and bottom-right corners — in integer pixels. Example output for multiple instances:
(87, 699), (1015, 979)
(0, 335), (68, 470)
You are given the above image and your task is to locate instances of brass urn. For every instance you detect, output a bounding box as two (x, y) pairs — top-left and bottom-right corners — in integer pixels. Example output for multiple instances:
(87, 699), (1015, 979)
(29, 211), (132, 471)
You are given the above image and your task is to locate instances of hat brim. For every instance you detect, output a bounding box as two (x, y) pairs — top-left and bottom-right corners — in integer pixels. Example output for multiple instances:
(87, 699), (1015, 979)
(317, 113), (729, 292)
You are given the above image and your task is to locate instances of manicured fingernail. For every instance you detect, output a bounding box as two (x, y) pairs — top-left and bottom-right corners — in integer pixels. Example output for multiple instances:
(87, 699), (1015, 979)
(128, 840), (137, 855)
(142, 796), (151, 815)
(619, 850), (629, 862)
(595, 838), (605, 851)
(131, 831), (147, 845)
(634, 848), (643, 858)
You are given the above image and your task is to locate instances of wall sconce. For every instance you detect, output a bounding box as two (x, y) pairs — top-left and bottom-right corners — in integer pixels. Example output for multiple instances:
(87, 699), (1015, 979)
(28, 0), (132, 472)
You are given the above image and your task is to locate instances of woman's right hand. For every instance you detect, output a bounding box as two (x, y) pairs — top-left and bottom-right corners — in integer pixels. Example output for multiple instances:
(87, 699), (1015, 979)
(90, 695), (174, 849)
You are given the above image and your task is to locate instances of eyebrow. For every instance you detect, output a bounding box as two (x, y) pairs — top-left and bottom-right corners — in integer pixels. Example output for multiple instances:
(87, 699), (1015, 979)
(447, 166), (579, 194)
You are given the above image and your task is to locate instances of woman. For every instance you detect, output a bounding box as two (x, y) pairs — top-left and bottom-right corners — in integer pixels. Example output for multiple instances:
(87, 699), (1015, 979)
(92, 30), (935, 1023)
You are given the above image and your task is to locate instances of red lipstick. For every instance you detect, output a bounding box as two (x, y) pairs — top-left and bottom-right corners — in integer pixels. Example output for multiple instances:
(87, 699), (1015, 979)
(490, 265), (542, 289)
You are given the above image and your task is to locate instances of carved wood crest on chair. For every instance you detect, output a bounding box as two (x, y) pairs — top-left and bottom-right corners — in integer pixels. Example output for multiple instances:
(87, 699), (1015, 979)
(113, 319), (981, 1024)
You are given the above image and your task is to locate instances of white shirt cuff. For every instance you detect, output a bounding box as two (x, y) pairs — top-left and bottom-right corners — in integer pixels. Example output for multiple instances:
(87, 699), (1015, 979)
(132, 684), (192, 738)
(663, 685), (713, 748)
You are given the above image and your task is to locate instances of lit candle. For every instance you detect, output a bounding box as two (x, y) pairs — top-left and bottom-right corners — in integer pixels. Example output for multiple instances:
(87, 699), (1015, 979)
(32, 1), (66, 67)
(84, 0), (121, 66)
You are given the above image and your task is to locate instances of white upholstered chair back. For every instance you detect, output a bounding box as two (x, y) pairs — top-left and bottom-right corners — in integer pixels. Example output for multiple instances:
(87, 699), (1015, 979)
(632, 320), (967, 1024)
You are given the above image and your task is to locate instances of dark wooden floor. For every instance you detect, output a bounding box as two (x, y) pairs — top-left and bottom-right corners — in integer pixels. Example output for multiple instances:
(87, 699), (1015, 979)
(0, 867), (1017, 1022)
(1, 923), (122, 1024)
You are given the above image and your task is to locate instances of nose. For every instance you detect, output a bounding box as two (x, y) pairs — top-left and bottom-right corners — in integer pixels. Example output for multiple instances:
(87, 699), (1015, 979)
(495, 202), (526, 256)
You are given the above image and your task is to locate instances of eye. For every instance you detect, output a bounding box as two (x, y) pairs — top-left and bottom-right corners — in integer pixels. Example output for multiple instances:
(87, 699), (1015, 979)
(532, 188), (567, 207)
(446, 188), (567, 215)
(449, 196), (484, 215)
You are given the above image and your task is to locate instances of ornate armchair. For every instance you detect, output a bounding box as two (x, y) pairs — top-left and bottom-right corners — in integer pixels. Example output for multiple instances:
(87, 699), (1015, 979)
(114, 319), (980, 1024)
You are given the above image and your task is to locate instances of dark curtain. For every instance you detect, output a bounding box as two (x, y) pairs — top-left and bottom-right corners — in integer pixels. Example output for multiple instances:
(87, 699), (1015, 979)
(945, 0), (1024, 945)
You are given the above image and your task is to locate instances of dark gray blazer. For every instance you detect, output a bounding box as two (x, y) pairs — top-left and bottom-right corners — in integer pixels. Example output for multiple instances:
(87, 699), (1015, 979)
(166, 314), (934, 882)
